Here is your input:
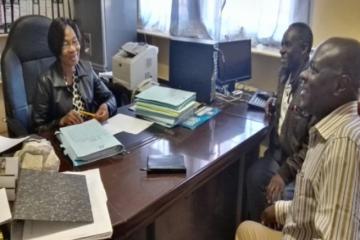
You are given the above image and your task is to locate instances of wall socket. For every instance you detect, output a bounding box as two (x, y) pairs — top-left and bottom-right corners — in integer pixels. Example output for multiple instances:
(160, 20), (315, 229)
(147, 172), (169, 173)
(83, 32), (92, 56)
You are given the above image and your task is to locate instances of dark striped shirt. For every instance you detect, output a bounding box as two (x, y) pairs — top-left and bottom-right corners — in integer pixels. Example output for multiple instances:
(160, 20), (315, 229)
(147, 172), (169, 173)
(275, 101), (360, 240)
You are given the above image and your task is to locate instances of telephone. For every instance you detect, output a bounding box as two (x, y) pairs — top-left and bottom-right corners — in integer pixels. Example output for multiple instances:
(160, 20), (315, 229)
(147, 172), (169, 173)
(248, 91), (270, 110)
(121, 42), (148, 56)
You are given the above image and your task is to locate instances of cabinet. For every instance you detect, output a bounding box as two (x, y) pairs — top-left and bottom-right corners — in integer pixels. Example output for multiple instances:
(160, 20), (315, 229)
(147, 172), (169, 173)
(73, 0), (137, 72)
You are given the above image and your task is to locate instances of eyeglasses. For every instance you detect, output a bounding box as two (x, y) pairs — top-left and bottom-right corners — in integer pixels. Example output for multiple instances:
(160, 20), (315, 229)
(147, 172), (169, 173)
(63, 39), (80, 50)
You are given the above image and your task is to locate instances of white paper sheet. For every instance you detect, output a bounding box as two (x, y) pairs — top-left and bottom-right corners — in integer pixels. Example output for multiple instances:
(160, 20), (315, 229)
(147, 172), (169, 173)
(0, 188), (12, 224)
(22, 169), (112, 240)
(102, 113), (153, 135)
(0, 136), (29, 153)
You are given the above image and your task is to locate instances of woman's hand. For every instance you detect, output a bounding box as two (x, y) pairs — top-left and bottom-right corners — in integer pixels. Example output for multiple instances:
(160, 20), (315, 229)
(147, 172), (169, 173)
(59, 110), (83, 126)
(95, 103), (109, 122)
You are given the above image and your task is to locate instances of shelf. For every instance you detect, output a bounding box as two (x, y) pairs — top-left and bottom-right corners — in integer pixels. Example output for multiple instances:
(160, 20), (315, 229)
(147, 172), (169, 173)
(251, 45), (280, 58)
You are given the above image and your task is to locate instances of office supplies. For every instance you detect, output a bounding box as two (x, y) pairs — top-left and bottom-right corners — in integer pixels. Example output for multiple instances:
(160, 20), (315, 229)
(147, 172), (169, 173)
(79, 110), (96, 118)
(135, 86), (196, 110)
(147, 154), (186, 173)
(112, 42), (158, 90)
(102, 113), (153, 135)
(22, 169), (113, 240)
(13, 169), (93, 223)
(181, 107), (221, 130)
(169, 38), (251, 103)
(0, 188), (11, 225)
(134, 86), (196, 127)
(135, 101), (197, 118)
(57, 119), (124, 166)
(0, 135), (29, 153)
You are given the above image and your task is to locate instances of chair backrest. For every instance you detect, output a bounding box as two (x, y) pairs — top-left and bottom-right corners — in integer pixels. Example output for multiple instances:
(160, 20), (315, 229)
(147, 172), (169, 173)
(1, 15), (56, 136)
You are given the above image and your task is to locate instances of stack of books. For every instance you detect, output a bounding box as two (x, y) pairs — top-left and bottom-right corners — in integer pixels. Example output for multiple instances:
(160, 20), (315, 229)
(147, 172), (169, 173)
(134, 86), (197, 128)
(0, 157), (19, 201)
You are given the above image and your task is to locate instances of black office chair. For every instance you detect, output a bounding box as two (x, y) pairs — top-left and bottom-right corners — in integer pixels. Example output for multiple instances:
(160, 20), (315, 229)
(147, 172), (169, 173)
(1, 15), (56, 137)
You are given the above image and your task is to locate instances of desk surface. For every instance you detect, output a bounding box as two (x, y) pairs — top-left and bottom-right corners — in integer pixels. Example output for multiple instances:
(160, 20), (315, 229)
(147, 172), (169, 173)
(50, 101), (268, 238)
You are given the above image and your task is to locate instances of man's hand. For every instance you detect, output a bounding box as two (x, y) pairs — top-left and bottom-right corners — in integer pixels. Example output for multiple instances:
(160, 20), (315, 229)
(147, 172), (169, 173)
(261, 205), (281, 230)
(59, 110), (83, 126)
(265, 97), (276, 120)
(95, 103), (109, 122)
(266, 174), (285, 204)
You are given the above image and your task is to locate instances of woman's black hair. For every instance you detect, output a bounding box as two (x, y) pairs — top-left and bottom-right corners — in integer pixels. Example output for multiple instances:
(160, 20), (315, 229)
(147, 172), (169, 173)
(48, 18), (81, 58)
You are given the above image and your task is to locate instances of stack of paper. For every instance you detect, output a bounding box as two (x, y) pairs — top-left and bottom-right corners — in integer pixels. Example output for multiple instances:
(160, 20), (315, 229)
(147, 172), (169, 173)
(19, 169), (112, 240)
(135, 86), (197, 128)
(57, 119), (124, 166)
(0, 157), (19, 201)
(0, 188), (12, 225)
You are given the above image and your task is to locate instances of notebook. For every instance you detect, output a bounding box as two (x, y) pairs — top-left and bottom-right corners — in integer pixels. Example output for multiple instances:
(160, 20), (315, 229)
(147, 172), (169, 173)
(13, 169), (93, 223)
(21, 169), (112, 240)
(57, 119), (124, 166)
(147, 154), (186, 173)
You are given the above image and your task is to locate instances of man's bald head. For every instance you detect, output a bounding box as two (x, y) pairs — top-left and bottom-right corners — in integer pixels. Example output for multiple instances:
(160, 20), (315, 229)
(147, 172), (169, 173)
(299, 37), (360, 118)
(316, 37), (360, 89)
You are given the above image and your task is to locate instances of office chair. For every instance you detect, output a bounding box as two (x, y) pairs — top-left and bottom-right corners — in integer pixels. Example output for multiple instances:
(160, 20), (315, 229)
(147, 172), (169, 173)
(1, 15), (56, 137)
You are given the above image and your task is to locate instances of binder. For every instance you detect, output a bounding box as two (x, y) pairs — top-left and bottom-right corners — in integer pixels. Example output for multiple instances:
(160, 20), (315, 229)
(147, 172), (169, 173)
(135, 86), (196, 110)
(57, 119), (125, 166)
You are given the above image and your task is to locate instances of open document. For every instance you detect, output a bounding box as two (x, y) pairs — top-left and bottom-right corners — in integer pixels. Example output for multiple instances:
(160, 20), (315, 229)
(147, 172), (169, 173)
(102, 113), (153, 135)
(0, 135), (29, 153)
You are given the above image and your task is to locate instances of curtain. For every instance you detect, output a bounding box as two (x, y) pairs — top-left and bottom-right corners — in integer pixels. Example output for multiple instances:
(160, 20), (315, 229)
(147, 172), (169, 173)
(138, 0), (310, 45)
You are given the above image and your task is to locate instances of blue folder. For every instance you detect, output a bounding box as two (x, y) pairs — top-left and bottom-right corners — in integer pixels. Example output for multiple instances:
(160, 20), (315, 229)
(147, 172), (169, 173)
(57, 119), (124, 166)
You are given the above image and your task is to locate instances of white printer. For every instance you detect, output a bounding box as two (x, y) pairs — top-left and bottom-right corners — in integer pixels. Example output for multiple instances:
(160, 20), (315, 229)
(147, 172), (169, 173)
(112, 42), (158, 90)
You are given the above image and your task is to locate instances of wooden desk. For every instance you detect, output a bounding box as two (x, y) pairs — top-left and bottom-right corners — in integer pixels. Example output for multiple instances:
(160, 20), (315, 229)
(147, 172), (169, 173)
(49, 101), (268, 240)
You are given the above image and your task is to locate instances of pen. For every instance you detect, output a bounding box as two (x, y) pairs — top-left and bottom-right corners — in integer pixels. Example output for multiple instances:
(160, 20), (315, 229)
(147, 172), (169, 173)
(79, 110), (96, 118)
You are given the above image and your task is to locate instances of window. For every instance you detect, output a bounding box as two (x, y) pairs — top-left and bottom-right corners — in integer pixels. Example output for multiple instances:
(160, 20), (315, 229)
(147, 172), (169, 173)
(138, 0), (310, 46)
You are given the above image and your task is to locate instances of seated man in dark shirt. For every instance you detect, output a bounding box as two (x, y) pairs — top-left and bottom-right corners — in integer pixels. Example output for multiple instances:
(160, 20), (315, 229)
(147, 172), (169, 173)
(246, 23), (314, 221)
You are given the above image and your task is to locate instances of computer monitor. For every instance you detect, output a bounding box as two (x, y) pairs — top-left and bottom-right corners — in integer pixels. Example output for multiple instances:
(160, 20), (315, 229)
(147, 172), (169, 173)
(217, 40), (252, 89)
(169, 38), (251, 103)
